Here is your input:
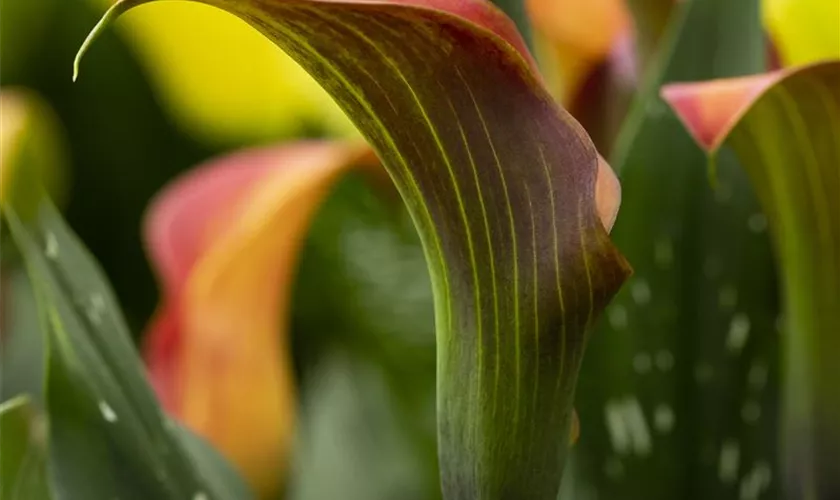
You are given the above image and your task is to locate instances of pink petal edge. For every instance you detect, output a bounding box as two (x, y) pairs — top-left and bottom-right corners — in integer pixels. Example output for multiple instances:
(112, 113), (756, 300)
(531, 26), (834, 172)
(661, 70), (786, 151)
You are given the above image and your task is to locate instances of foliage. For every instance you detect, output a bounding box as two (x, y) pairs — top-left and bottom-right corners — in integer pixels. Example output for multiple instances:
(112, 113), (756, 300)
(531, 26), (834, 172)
(1, 0), (838, 499)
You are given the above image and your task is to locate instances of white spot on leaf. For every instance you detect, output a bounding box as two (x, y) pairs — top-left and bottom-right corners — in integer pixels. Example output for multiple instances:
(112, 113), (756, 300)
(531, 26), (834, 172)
(604, 397), (652, 457)
(718, 440), (740, 483)
(193, 493), (209, 500)
(739, 461), (772, 499)
(99, 401), (118, 423)
(85, 293), (106, 324)
(653, 404), (675, 434)
(631, 280), (651, 306)
(608, 305), (628, 330)
(45, 232), (59, 259)
(726, 314), (751, 353)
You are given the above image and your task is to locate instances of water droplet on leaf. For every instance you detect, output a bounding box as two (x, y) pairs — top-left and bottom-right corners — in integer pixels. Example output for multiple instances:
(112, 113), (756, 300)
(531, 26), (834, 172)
(653, 404), (675, 433)
(726, 314), (751, 353)
(45, 232), (59, 259)
(99, 401), (118, 423)
(718, 440), (740, 483)
(631, 280), (651, 306)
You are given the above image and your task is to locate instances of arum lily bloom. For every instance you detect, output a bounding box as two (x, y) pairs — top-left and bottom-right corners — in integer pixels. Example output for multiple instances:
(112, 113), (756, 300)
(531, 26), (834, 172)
(143, 142), (373, 496)
(663, 60), (840, 500)
(143, 139), (612, 496)
(78, 0), (631, 497)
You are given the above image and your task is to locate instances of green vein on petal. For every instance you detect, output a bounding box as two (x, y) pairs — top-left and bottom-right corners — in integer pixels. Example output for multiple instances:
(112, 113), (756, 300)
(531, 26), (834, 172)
(75, 1), (631, 498)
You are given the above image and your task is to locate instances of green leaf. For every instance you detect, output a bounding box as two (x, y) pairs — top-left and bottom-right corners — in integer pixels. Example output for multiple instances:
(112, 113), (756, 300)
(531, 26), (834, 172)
(0, 269), (46, 404)
(77, 0), (630, 497)
(1, 198), (254, 500)
(0, 396), (51, 500)
(572, 0), (780, 498)
(663, 60), (840, 500)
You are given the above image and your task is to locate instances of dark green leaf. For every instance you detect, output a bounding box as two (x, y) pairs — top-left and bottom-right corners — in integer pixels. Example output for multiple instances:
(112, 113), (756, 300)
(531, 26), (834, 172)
(2, 198), (253, 500)
(572, 0), (779, 498)
(0, 269), (46, 404)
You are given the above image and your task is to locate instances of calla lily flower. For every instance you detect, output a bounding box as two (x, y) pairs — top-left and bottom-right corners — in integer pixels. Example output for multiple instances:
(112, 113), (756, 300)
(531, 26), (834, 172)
(663, 59), (840, 500)
(80, 0), (631, 498)
(142, 141), (373, 496)
(143, 139), (616, 495)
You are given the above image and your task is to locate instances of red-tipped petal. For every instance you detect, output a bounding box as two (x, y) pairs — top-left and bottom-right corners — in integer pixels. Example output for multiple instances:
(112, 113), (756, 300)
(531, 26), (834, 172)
(142, 141), (369, 496)
(661, 71), (785, 152)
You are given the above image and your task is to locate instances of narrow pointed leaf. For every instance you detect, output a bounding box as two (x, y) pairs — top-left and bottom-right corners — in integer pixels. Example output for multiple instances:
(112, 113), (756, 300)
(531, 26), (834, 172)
(572, 0), (779, 498)
(663, 60), (840, 500)
(144, 141), (371, 496)
(0, 397), (51, 500)
(78, 0), (630, 497)
(2, 198), (253, 500)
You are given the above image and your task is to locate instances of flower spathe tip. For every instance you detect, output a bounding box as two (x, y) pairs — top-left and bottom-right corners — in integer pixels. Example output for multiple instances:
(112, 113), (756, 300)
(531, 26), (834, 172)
(661, 71), (784, 152)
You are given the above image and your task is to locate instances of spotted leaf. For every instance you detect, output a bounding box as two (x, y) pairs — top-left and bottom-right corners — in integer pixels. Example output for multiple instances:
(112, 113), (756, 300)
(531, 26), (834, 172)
(664, 60), (840, 500)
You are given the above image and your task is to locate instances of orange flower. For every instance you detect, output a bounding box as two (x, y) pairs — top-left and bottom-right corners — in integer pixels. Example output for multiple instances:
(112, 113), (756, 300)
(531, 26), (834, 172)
(143, 142), (372, 497)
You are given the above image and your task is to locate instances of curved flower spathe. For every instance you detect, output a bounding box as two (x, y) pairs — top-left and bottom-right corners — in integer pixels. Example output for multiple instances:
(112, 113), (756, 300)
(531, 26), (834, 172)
(78, 1), (630, 497)
(663, 60), (840, 500)
(143, 142), (371, 497)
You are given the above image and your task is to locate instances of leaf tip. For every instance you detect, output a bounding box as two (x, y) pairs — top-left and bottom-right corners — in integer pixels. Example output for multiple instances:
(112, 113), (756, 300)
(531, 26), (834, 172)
(73, 0), (137, 82)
